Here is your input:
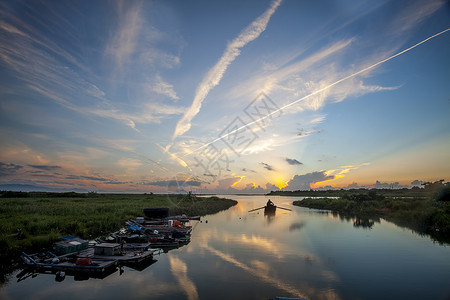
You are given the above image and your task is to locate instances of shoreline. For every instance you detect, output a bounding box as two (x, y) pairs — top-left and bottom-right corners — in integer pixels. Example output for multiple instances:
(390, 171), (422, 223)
(0, 192), (237, 268)
(293, 192), (450, 245)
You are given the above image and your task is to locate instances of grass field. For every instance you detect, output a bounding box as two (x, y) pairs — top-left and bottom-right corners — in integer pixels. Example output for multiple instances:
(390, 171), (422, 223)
(0, 192), (237, 256)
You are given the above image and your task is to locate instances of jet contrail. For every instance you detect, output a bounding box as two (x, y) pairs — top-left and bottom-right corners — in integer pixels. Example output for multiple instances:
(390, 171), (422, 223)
(172, 0), (283, 140)
(183, 27), (450, 157)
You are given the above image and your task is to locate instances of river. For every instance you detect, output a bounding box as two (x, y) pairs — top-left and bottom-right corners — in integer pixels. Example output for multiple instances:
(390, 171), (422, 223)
(1, 195), (449, 299)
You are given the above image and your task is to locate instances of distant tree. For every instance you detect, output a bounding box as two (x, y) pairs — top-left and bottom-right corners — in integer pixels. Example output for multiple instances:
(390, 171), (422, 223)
(343, 190), (384, 203)
(436, 184), (450, 202)
(422, 180), (449, 201)
(0, 191), (29, 198)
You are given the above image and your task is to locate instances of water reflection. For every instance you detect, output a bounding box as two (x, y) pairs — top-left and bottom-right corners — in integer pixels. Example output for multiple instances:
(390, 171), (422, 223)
(3, 195), (450, 300)
(15, 265), (120, 283)
(353, 217), (376, 229)
(289, 222), (305, 232)
(203, 244), (309, 299)
(327, 211), (381, 229)
(264, 209), (275, 224)
(168, 255), (199, 300)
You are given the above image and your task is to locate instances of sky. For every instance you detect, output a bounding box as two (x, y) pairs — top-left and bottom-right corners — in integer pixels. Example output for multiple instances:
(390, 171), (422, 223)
(0, 0), (449, 193)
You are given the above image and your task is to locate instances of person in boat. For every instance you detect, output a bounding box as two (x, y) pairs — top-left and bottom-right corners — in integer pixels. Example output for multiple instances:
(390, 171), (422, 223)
(266, 199), (275, 207)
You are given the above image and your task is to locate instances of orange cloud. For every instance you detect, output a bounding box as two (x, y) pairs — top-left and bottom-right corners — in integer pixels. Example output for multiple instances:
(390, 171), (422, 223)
(312, 163), (369, 188)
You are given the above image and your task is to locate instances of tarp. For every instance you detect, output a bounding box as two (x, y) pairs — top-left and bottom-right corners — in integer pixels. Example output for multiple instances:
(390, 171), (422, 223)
(76, 258), (92, 266)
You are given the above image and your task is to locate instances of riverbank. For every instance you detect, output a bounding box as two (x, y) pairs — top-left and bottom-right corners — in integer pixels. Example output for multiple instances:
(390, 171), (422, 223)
(293, 191), (450, 244)
(0, 192), (237, 260)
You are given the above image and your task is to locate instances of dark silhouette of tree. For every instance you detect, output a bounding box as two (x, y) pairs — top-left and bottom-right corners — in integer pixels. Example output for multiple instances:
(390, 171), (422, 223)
(422, 180), (449, 201)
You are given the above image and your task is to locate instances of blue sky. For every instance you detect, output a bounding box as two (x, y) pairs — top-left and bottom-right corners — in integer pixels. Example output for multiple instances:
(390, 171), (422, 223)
(0, 0), (449, 193)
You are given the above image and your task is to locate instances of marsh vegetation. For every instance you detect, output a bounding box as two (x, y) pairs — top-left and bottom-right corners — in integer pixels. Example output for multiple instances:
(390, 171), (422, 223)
(0, 192), (236, 258)
(293, 181), (450, 244)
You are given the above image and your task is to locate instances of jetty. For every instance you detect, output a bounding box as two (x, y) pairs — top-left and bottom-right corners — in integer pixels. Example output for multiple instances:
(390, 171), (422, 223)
(18, 208), (200, 281)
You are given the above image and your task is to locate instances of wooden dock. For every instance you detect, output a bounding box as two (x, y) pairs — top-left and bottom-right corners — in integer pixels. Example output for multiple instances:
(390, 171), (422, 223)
(21, 252), (118, 274)
(75, 247), (158, 264)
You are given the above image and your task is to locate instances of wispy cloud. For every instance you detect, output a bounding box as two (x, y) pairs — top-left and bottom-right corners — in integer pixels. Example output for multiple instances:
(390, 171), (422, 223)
(0, 21), (30, 38)
(149, 75), (179, 100)
(390, 0), (445, 35)
(28, 165), (61, 171)
(105, 3), (143, 73)
(172, 0), (283, 140)
(260, 162), (275, 171)
(202, 27), (450, 158)
(0, 162), (23, 176)
(285, 158), (302, 165)
(1, 1), (184, 135)
(65, 175), (110, 182)
(90, 102), (185, 127)
(144, 179), (202, 187)
(226, 38), (354, 101)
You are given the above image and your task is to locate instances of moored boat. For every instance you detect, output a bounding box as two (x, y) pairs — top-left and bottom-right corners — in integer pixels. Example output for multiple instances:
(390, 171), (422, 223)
(21, 251), (118, 274)
(143, 207), (169, 219)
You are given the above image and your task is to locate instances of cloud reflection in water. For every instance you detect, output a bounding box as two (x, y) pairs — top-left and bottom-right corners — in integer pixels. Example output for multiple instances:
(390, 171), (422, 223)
(169, 254), (199, 300)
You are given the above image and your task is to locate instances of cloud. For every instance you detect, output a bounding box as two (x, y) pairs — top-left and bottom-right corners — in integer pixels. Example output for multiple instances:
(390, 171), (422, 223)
(283, 171), (335, 191)
(0, 21), (30, 38)
(65, 175), (109, 182)
(144, 179), (202, 187)
(225, 4), (447, 127)
(342, 180), (411, 190)
(90, 102), (185, 127)
(260, 162), (275, 171)
(235, 183), (266, 194)
(346, 182), (361, 189)
(285, 158), (302, 165)
(140, 49), (180, 69)
(310, 163), (370, 188)
(265, 183), (279, 191)
(0, 1), (185, 137)
(28, 165), (61, 171)
(310, 115), (327, 124)
(172, 0), (283, 139)
(150, 75), (179, 100)
(390, 0), (445, 35)
(217, 176), (242, 190)
(203, 173), (217, 178)
(411, 180), (424, 187)
(105, 3), (143, 73)
(0, 162), (23, 176)
(373, 180), (400, 189)
(227, 38), (354, 101)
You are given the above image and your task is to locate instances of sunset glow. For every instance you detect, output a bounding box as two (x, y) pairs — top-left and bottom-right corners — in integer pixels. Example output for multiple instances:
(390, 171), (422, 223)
(0, 0), (449, 193)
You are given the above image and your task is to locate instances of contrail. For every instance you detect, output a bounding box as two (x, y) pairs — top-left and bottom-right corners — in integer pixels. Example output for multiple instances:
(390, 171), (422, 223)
(184, 27), (450, 157)
(172, 0), (283, 140)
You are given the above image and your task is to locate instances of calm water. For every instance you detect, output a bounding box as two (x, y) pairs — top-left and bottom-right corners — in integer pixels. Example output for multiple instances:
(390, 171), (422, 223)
(1, 195), (450, 300)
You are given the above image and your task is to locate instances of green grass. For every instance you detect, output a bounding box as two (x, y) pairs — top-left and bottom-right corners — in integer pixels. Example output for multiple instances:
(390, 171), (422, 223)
(293, 191), (450, 244)
(0, 193), (237, 256)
